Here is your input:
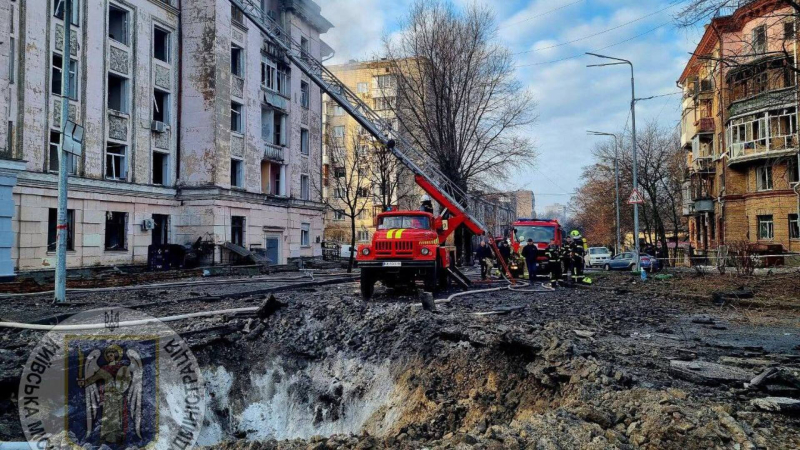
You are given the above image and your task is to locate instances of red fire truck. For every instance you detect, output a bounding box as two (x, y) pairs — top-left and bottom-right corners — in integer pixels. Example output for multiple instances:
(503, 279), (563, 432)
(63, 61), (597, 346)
(508, 219), (566, 277)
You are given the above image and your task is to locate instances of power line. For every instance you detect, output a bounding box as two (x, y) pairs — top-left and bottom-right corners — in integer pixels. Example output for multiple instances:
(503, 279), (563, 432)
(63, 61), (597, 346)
(514, 0), (684, 55)
(515, 21), (670, 68)
(500, 0), (586, 29)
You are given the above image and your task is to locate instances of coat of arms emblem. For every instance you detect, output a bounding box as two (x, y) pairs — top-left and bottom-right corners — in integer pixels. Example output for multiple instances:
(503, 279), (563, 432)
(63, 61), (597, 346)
(66, 338), (158, 448)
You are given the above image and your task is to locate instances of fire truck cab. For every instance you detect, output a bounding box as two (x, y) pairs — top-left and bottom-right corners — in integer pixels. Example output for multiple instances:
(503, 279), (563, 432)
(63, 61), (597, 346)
(508, 219), (565, 277)
(357, 211), (450, 298)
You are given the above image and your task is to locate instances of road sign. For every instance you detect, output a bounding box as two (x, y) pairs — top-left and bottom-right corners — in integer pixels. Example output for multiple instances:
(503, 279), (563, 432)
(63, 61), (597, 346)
(628, 189), (644, 205)
(62, 121), (84, 156)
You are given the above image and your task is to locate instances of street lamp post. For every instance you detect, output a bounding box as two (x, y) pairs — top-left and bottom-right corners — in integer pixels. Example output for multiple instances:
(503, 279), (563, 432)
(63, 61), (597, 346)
(587, 131), (621, 255)
(587, 53), (641, 272)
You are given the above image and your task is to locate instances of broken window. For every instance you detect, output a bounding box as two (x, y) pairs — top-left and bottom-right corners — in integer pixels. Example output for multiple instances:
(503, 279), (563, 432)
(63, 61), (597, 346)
(107, 73), (128, 113)
(756, 166), (773, 191)
(788, 158), (799, 183)
(153, 26), (171, 63)
(300, 36), (309, 61)
(106, 142), (127, 180)
(51, 53), (78, 99)
(54, 0), (79, 26)
(300, 175), (310, 200)
(277, 67), (289, 96)
(757, 215), (774, 240)
(231, 216), (245, 246)
(108, 4), (129, 46)
(48, 208), (74, 252)
(49, 130), (76, 174)
(785, 22), (795, 40)
(231, 5), (245, 25)
(261, 58), (276, 90)
(104, 211), (128, 250)
(273, 112), (286, 146)
(301, 222), (310, 246)
(231, 45), (243, 77)
(153, 89), (169, 123)
(231, 102), (243, 133)
(153, 151), (168, 185)
(231, 158), (243, 188)
(752, 25), (766, 54)
(790, 214), (799, 240)
(152, 214), (169, 246)
(301, 81), (310, 108)
(301, 129), (309, 155)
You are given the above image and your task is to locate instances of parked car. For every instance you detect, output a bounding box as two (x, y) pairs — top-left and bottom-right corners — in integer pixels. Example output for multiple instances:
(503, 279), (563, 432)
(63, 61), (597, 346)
(603, 252), (660, 271)
(585, 247), (612, 268)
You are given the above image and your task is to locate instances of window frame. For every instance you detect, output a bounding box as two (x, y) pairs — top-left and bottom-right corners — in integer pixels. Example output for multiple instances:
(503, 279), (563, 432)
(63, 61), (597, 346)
(54, 0), (80, 27)
(753, 25), (767, 54)
(105, 142), (128, 181)
(300, 174), (310, 200)
(300, 81), (310, 108)
(300, 128), (309, 156)
(49, 130), (77, 175)
(153, 25), (171, 63)
(152, 150), (169, 186)
(790, 214), (799, 240)
(104, 211), (128, 251)
(152, 89), (170, 123)
(107, 72), (129, 113)
(231, 101), (244, 134)
(757, 215), (774, 240)
(48, 208), (75, 252)
(231, 45), (244, 78)
(230, 158), (244, 188)
(51, 52), (78, 100)
(756, 165), (773, 191)
(300, 222), (310, 247)
(108, 3), (130, 47)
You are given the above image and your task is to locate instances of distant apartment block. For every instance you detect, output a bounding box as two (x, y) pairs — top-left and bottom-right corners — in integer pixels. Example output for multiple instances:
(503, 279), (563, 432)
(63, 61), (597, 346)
(678, 0), (799, 255)
(0, 0), (333, 274)
(322, 59), (419, 245)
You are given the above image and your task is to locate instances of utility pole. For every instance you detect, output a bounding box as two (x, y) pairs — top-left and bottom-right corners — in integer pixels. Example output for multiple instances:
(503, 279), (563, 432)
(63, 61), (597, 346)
(54, 0), (72, 303)
(587, 131), (621, 255)
(587, 53), (641, 272)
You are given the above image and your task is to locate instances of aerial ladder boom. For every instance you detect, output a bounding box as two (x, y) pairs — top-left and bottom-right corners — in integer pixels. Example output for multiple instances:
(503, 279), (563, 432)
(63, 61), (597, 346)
(230, 0), (514, 281)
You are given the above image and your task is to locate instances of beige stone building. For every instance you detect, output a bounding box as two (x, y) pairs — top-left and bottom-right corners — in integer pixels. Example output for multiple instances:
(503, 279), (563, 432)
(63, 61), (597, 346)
(678, 0), (800, 256)
(322, 60), (419, 245)
(0, 0), (333, 274)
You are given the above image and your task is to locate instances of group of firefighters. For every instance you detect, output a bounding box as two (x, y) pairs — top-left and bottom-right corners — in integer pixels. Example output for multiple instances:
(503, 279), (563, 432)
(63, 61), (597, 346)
(475, 230), (591, 286)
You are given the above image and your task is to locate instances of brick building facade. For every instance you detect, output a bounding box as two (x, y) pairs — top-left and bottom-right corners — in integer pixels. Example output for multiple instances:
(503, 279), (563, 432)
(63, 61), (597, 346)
(679, 0), (800, 256)
(0, 0), (332, 273)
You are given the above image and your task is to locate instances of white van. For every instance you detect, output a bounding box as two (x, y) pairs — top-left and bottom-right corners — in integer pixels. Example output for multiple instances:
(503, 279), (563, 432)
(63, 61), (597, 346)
(586, 247), (612, 268)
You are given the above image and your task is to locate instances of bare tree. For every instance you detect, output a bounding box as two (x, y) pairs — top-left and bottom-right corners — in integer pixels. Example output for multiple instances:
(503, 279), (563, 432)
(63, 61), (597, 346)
(381, 0), (537, 261)
(317, 126), (372, 273)
(363, 135), (418, 212)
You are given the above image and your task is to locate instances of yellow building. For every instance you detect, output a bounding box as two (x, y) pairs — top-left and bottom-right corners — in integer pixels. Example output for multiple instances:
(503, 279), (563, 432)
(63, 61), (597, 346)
(322, 60), (419, 245)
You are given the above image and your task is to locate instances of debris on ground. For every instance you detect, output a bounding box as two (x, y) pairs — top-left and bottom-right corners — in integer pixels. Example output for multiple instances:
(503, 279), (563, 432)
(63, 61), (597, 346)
(0, 270), (798, 448)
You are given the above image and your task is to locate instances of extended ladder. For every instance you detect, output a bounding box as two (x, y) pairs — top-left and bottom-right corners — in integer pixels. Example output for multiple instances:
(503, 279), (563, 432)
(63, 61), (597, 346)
(230, 0), (515, 282)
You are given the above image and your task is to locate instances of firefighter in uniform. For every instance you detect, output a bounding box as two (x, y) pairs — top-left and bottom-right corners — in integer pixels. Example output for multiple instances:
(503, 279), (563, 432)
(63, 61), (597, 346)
(567, 230), (587, 282)
(543, 239), (562, 286)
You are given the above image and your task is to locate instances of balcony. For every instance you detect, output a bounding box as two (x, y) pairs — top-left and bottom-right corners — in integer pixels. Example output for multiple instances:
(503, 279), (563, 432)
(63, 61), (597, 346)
(694, 199), (714, 213)
(695, 117), (715, 133)
(263, 143), (284, 162)
(691, 156), (715, 174)
(729, 87), (794, 117)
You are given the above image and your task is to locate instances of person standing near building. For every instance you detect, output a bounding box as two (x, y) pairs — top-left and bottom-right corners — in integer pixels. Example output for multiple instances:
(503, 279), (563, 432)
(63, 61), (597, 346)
(499, 240), (511, 265)
(521, 239), (539, 281)
(475, 240), (493, 280)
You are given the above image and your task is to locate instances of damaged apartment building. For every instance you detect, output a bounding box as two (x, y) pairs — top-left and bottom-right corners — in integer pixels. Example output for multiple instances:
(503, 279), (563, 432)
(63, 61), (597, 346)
(0, 0), (333, 276)
(679, 0), (800, 257)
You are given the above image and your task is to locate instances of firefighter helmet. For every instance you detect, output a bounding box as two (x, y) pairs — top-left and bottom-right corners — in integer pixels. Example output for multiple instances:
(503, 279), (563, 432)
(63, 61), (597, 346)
(570, 230), (582, 238)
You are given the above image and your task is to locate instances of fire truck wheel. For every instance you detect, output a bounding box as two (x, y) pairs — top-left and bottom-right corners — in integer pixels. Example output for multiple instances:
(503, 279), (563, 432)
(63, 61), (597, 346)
(360, 270), (376, 299)
(424, 266), (438, 293)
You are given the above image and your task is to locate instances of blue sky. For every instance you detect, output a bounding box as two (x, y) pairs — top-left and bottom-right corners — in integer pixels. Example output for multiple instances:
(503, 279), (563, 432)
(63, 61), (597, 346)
(318, 0), (705, 213)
